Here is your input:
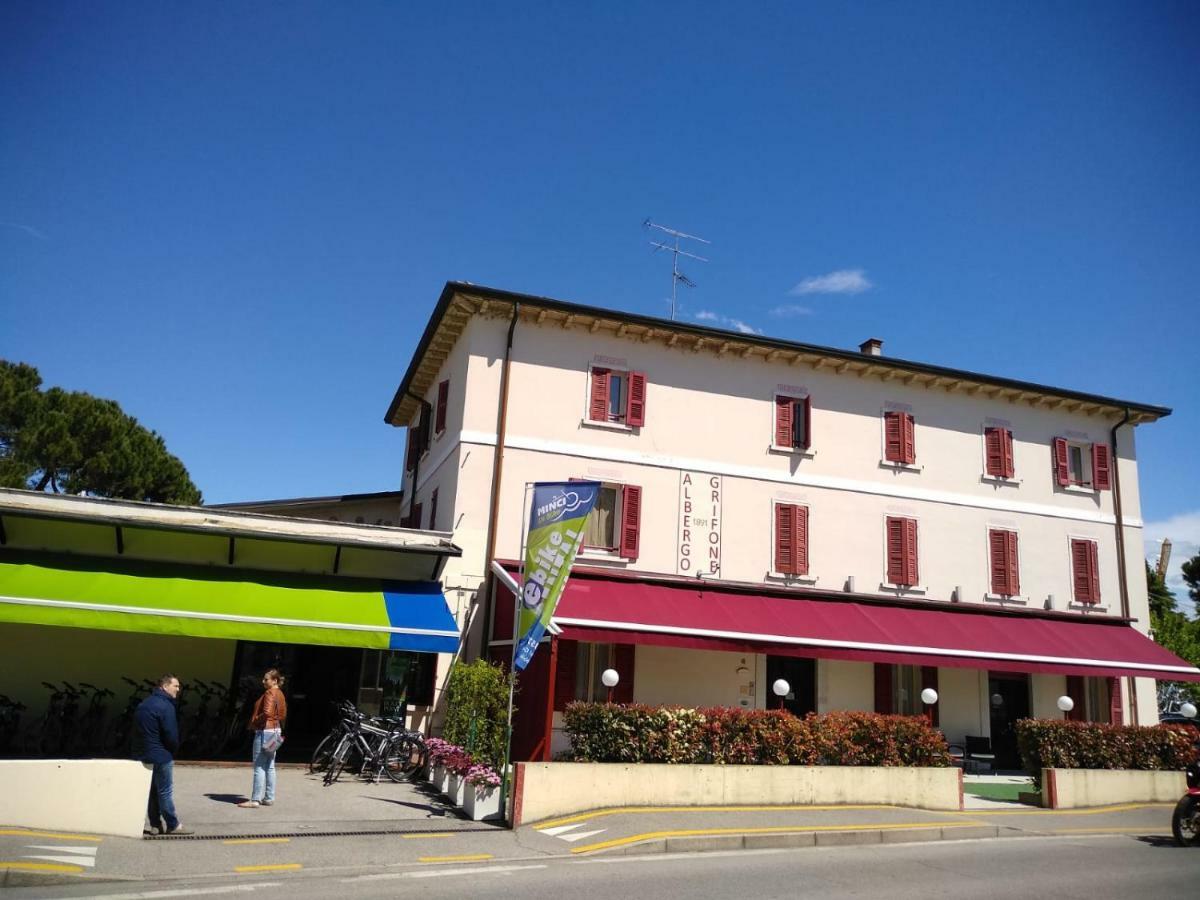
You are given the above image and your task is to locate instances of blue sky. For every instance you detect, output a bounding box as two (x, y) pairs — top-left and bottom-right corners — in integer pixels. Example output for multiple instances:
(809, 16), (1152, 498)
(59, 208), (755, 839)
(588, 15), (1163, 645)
(2, 3), (1198, 602)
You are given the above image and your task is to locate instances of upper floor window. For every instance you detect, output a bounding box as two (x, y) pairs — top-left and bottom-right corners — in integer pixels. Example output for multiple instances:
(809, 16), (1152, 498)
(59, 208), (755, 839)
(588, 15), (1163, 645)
(885, 516), (919, 587)
(1053, 438), (1110, 490)
(983, 426), (1015, 479)
(988, 528), (1020, 596)
(883, 411), (916, 465)
(435, 380), (449, 435)
(773, 502), (810, 576)
(589, 367), (647, 427)
(773, 394), (812, 451)
(580, 482), (642, 560)
(1070, 538), (1100, 605)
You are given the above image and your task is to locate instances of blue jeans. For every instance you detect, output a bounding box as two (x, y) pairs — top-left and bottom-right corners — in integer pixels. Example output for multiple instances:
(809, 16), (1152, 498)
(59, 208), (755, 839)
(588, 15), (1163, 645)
(147, 760), (178, 831)
(251, 729), (280, 802)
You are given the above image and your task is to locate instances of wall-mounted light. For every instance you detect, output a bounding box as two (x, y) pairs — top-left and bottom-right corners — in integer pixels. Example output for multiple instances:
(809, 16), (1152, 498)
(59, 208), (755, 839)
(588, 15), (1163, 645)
(1056, 695), (1074, 713)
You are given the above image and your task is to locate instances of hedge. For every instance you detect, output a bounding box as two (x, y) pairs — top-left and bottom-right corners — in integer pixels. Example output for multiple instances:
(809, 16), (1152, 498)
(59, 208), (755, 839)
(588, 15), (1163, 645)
(563, 703), (951, 767)
(1016, 719), (1199, 788)
(442, 660), (511, 769)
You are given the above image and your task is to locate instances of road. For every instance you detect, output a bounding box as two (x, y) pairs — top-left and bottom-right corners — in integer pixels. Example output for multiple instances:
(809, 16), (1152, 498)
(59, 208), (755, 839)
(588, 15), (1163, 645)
(8, 834), (1198, 900)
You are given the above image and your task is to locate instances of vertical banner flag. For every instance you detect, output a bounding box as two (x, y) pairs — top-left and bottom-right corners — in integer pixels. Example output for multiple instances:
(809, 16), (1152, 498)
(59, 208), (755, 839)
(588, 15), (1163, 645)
(513, 481), (601, 672)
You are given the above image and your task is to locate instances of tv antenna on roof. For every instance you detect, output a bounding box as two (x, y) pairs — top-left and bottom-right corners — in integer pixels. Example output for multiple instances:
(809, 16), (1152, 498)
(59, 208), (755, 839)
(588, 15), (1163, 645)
(644, 219), (710, 320)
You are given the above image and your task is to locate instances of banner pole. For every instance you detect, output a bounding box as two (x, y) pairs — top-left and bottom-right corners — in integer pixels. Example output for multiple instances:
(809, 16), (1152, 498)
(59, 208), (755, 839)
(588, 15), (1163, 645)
(499, 483), (532, 821)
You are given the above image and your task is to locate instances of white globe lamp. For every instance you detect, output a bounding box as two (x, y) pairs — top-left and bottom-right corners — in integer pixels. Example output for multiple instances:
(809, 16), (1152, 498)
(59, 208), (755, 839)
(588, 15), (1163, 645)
(1181, 701), (1198, 719)
(921, 688), (939, 705)
(601, 668), (619, 702)
(1056, 695), (1074, 713)
(772, 678), (790, 710)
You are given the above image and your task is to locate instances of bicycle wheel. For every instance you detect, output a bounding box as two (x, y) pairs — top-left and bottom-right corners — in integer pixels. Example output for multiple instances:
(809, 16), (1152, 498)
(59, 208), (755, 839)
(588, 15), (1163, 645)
(309, 732), (337, 774)
(382, 735), (425, 783)
(323, 734), (352, 786)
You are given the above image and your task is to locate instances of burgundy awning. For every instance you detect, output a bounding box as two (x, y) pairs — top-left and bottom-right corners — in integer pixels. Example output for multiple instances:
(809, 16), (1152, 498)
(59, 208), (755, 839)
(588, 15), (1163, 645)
(548, 574), (1200, 681)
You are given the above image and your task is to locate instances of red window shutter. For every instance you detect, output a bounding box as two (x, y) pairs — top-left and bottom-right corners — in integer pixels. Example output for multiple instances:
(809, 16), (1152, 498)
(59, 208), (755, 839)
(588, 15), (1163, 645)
(984, 428), (1004, 477)
(901, 413), (916, 464)
(1092, 443), (1111, 490)
(775, 396), (794, 448)
(428, 489), (439, 531)
(775, 503), (795, 573)
(589, 369), (610, 422)
(904, 518), (919, 586)
(1065, 675), (1086, 722)
(1053, 438), (1070, 486)
(626, 371), (647, 427)
(619, 485), (642, 560)
(794, 506), (809, 576)
(874, 663), (893, 714)
(1006, 530), (1020, 596)
(801, 396), (812, 450)
(884, 412), (902, 461)
(1002, 428), (1015, 478)
(435, 380), (449, 434)
(886, 517), (905, 585)
(989, 529), (1009, 595)
(1071, 540), (1098, 604)
(1087, 541), (1100, 604)
(405, 433), (419, 472)
(921, 667), (939, 726)
(552, 639), (578, 711)
(1108, 677), (1123, 725)
(613, 644), (635, 704)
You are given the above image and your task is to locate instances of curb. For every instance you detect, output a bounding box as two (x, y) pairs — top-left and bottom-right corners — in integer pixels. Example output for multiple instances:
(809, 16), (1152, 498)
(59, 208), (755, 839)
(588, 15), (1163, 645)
(602, 824), (1011, 856)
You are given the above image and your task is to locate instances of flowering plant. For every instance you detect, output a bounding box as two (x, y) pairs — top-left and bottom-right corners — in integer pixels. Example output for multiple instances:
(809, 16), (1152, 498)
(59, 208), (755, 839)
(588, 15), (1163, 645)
(441, 744), (475, 776)
(465, 764), (502, 789)
(424, 737), (456, 767)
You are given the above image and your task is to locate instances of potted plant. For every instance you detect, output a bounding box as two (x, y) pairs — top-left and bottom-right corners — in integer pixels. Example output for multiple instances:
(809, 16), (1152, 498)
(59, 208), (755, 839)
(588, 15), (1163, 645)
(443, 745), (473, 806)
(424, 737), (452, 787)
(462, 764), (503, 821)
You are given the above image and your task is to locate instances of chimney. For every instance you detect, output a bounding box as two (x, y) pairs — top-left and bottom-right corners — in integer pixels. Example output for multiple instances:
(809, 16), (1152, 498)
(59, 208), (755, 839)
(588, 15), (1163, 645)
(859, 338), (883, 356)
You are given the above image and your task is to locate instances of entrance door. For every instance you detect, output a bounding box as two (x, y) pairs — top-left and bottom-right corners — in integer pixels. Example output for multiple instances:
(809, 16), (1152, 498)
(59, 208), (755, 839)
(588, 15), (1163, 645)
(766, 656), (816, 716)
(987, 673), (1031, 770)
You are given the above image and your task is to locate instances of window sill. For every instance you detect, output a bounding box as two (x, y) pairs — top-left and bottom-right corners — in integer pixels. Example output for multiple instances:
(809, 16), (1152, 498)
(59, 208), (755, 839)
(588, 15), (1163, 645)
(1068, 602), (1110, 614)
(1060, 484), (1098, 496)
(984, 593), (1028, 605)
(879, 583), (929, 596)
(769, 445), (817, 458)
(580, 418), (634, 433)
(577, 551), (631, 567)
(879, 460), (922, 473)
(765, 572), (818, 586)
(980, 475), (1021, 486)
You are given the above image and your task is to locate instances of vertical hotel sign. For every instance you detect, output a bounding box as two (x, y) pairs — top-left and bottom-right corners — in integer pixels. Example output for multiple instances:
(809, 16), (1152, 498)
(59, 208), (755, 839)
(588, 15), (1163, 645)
(677, 472), (721, 575)
(513, 481), (601, 672)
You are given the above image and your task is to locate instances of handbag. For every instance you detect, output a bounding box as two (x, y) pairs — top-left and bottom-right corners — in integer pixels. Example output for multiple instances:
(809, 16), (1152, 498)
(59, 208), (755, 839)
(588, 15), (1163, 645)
(261, 731), (285, 753)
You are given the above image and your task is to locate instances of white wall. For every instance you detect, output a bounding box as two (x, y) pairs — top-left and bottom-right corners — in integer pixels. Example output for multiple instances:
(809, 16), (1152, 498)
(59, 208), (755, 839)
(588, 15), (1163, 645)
(817, 660), (873, 713)
(632, 646), (747, 708)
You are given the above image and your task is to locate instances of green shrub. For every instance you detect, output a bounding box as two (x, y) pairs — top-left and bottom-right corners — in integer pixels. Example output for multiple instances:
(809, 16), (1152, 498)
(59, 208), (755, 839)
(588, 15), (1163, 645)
(442, 660), (510, 769)
(563, 703), (951, 767)
(1015, 719), (1199, 788)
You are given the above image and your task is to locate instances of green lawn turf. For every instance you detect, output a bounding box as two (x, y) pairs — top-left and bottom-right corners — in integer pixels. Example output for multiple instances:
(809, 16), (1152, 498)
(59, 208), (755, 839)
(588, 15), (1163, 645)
(962, 782), (1032, 801)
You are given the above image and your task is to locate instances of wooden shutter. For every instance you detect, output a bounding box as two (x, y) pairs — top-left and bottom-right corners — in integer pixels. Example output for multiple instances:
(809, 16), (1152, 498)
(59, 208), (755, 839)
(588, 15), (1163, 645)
(794, 506), (809, 576)
(626, 371), (647, 427)
(1071, 539), (1099, 604)
(613, 644), (635, 704)
(989, 529), (1009, 595)
(985, 427), (1005, 477)
(904, 518), (919, 586)
(775, 503), (795, 573)
(1001, 428), (1015, 478)
(921, 667), (939, 726)
(552, 640), (578, 711)
(428, 489), (439, 531)
(1065, 675), (1086, 721)
(801, 396), (812, 450)
(1005, 530), (1020, 595)
(435, 380), (449, 434)
(1092, 443), (1111, 490)
(901, 413), (916, 464)
(886, 517), (906, 585)
(874, 664), (893, 714)
(1108, 677), (1123, 725)
(589, 369), (610, 422)
(775, 396), (794, 448)
(405, 433), (420, 472)
(884, 412), (903, 462)
(619, 485), (642, 560)
(1086, 541), (1100, 604)
(1053, 438), (1070, 486)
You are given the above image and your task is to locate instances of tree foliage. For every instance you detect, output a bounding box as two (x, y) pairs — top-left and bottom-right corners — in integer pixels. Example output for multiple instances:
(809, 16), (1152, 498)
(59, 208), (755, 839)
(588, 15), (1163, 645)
(441, 660), (511, 769)
(1146, 561), (1176, 618)
(1182, 552), (1200, 609)
(1149, 561), (1200, 706)
(0, 360), (201, 505)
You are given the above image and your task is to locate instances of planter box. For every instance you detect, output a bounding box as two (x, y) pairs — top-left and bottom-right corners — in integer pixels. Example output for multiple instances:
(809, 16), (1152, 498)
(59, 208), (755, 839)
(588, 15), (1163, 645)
(462, 783), (503, 821)
(430, 764), (448, 794)
(446, 773), (466, 806)
(1042, 768), (1186, 809)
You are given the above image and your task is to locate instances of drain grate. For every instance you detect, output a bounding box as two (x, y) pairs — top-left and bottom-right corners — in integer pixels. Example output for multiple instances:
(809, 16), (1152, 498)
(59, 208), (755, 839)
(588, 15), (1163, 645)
(146, 824), (504, 841)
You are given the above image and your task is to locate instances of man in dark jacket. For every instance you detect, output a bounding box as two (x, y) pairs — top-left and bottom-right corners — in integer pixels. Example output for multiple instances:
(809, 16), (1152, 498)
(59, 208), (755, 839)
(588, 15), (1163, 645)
(133, 674), (192, 835)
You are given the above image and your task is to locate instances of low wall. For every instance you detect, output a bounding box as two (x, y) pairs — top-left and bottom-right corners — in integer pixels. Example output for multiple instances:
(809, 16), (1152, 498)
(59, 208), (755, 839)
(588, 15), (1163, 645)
(511, 762), (962, 826)
(1043, 768), (1186, 809)
(0, 759), (152, 838)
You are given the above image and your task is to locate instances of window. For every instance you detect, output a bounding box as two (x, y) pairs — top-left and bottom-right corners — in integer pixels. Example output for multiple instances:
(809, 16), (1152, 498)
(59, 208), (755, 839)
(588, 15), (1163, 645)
(988, 529), (1020, 596)
(580, 482), (642, 560)
(435, 380), (449, 435)
(1053, 438), (1111, 490)
(405, 407), (431, 472)
(874, 663), (938, 724)
(885, 516), (919, 587)
(588, 368), (647, 427)
(403, 502), (422, 529)
(883, 411), (916, 464)
(774, 394), (812, 450)
(574, 642), (615, 702)
(1067, 675), (1121, 724)
(892, 664), (924, 716)
(773, 503), (809, 576)
(1070, 538), (1100, 604)
(428, 488), (439, 531)
(984, 427), (1015, 478)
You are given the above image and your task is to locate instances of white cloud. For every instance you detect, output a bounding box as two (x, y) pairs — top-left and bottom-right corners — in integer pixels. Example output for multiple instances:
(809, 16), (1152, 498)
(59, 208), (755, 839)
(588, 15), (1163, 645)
(770, 304), (814, 317)
(789, 269), (872, 296)
(694, 310), (719, 321)
(693, 310), (762, 335)
(1143, 510), (1200, 616)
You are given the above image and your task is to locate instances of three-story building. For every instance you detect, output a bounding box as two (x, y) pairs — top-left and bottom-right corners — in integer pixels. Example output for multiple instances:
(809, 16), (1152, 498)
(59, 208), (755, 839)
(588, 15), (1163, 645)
(387, 283), (1199, 764)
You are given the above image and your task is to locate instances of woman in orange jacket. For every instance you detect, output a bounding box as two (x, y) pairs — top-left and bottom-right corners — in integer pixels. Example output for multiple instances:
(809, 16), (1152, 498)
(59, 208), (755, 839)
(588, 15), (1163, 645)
(238, 669), (287, 808)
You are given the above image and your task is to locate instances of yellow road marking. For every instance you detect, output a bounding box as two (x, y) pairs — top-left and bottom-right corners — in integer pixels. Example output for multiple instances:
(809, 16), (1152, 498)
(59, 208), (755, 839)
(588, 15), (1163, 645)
(534, 804), (916, 830)
(418, 853), (494, 863)
(949, 803), (1173, 816)
(224, 837), (291, 844)
(234, 863), (302, 873)
(570, 820), (988, 855)
(0, 861), (85, 873)
(0, 829), (102, 842)
(401, 833), (455, 839)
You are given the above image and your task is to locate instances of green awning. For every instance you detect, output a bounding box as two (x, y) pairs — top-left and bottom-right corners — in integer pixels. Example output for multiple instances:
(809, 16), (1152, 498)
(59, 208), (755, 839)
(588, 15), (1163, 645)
(0, 552), (460, 652)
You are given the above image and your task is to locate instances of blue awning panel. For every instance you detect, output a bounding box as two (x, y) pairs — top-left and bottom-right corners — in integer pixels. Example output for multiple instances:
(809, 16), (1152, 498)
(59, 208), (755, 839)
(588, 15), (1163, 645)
(382, 581), (461, 654)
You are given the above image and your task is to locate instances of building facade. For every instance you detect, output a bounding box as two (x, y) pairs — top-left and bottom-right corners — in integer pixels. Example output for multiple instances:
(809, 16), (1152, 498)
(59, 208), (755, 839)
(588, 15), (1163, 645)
(387, 283), (1197, 764)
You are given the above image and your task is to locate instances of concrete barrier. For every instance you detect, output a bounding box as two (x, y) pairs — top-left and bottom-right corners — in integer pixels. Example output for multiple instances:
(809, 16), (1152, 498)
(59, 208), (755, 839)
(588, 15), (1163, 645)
(510, 762), (962, 826)
(0, 759), (153, 838)
(1043, 768), (1186, 809)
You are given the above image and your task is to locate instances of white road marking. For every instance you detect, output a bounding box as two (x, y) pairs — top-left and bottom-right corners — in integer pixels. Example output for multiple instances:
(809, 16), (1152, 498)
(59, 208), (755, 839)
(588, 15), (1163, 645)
(23, 855), (97, 868)
(557, 829), (607, 843)
(25, 844), (98, 855)
(538, 823), (590, 836)
(343, 864), (547, 882)
(37, 885), (282, 900)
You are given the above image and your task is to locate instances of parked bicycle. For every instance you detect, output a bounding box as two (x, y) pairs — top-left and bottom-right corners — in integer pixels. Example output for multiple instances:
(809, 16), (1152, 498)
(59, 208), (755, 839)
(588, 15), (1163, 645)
(0, 694), (26, 755)
(316, 701), (425, 785)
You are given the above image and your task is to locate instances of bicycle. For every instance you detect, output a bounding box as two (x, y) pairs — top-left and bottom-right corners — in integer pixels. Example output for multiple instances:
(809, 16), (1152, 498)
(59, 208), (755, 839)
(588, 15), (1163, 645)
(107, 676), (154, 756)
(0, 694), (26, 756)
(76, 683), (114, 756)
(321, 706), (425, 785)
